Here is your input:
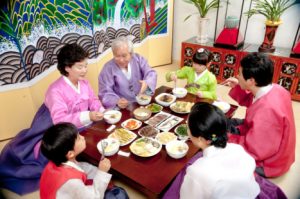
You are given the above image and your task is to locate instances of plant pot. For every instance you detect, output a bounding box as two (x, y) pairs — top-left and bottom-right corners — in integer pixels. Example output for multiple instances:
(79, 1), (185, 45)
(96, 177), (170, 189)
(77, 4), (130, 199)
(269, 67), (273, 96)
(258, 21), (281, 53)
(196, 17), (209, 44)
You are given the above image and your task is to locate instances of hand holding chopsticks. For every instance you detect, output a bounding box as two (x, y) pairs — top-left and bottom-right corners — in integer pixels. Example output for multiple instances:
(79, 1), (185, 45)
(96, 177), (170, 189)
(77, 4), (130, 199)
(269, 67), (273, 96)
(220, 77), (238, 88)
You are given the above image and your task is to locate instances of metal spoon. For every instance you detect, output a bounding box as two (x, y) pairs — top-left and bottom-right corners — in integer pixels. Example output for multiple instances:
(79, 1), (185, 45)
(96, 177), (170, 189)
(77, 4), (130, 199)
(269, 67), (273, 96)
(101, 140), (108, 160)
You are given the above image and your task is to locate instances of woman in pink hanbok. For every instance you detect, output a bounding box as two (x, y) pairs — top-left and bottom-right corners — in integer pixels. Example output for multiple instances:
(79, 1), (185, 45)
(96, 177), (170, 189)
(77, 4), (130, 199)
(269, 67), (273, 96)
(0, 44), (105, 194)
(98, 36), (157, 109)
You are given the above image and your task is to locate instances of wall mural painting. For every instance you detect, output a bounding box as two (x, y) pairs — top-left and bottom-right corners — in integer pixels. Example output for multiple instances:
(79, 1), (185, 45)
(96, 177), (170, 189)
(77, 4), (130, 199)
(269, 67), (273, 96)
(0, 0), (169, 86)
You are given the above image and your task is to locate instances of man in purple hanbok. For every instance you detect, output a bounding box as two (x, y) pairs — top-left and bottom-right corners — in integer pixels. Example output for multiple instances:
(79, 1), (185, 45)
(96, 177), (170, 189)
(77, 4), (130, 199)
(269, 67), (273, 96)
(98, 36), (157, 109)
(0, 44), (105, 195)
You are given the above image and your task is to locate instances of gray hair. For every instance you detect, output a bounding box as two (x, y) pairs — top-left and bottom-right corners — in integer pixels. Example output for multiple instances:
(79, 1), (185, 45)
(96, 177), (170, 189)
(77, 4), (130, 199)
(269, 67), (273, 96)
(111, 36), (134, 54)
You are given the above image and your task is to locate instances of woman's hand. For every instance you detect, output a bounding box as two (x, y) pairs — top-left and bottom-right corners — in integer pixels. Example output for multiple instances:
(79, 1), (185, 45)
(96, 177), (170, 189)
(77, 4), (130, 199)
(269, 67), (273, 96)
(221, 77), (238, 88)
(98, 158), (111, 172)
(89, 111), (104, 121)
(117, 98), (129, 109)
(139, 80), (148, 94)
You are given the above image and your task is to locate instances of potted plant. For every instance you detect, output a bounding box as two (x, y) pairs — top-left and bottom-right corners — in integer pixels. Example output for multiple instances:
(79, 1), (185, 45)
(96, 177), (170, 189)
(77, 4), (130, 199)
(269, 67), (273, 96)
(183, 0), (221, 43)
(246, 0), (299, 53)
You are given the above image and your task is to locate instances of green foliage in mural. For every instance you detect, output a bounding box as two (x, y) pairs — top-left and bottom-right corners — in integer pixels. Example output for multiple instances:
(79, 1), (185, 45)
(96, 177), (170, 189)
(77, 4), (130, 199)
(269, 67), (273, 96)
(93, 0), (108, 25)
(124, 0), (144, 18)
(0, 0), (92, 43)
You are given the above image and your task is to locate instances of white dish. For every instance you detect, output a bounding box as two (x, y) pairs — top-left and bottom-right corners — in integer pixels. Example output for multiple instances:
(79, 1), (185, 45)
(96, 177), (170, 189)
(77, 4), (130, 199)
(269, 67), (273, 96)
(136, 94), (151, 106)
(129, 137), (162, 157)
(156, 115), (183, 132)
(155, 132), (177, 145)
(145, 103), (163, 113)
(212, 101), (231, 113)
(169, 101), (194, 114)
(174, 124), (189, 141)
(103, 110), (122, 124)
(172, 87), (187, 98)
(144, 111), (171, 127)
(166, 140), (189, 159)
(108, 128), (137, 146)
(97, 138), (120, 156)
(121, 118), (142, 131)
(155, 93), (176, 107)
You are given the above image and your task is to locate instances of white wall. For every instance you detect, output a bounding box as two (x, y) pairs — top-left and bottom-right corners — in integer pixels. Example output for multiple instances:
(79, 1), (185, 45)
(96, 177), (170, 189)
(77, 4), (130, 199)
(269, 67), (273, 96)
(173, 0), (300, 61)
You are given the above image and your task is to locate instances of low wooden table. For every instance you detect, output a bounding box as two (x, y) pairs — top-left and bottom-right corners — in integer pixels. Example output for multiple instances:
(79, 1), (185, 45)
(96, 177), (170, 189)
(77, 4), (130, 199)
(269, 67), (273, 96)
(79, 86), (237, 198)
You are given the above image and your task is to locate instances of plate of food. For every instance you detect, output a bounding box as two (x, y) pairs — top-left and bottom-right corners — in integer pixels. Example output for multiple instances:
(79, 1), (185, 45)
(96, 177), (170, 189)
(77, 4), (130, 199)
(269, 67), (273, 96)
(174, 124), (189, 140)
(138, 125), (160, 138)
(129, 137), (162, 157)
(144, 111), (171, 127)
(170, 101), (195, 114)
(155, 93), (176, 107)
(145, 103), (163, 113)
(121, 118), (142, 131)
(108, 128), (137, 146)
(155, 132), (177, 145)
(156, 115), (183, 132)
(212, 101), (231, 113)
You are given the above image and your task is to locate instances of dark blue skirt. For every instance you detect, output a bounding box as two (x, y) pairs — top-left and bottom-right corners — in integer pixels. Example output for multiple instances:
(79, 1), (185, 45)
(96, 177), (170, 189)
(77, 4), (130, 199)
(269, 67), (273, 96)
(0, 104), (52, 195)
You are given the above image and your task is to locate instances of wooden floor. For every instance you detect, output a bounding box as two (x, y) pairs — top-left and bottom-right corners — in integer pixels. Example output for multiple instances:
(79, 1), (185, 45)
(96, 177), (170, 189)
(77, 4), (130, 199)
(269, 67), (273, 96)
(1, 63), (300, 199)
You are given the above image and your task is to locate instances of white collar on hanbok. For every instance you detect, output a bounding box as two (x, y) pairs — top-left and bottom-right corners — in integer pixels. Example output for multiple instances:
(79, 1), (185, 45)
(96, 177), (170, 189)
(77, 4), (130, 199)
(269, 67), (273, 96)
(203, 145), (223, 157)
(63, 76), (80, 94)
(253, 84), (273, 103)
(62, 160), (84, 172)
(121, 63), (132, 80)
(194, 69), (208, 82)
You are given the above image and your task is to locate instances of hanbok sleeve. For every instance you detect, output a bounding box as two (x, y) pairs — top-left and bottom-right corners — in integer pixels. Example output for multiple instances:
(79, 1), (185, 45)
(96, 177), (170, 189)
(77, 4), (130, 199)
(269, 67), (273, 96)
(45, 87), (84, 128)
(180, 172), (210, 199)
(98, 64), (121, 108)
(201, 73), (217, 100)
(166, 67), (191, 82)
(229, 85), (253, 107)
(137, 54), (157, 93)
(228, 107), (283, 162)
(56, 170), (111, 199)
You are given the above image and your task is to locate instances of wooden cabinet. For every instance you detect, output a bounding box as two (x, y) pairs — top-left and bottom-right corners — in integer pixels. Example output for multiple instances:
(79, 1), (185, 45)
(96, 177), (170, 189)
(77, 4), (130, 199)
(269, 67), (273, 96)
(275, 58), (300, 101)
(181, 37), (300, 101)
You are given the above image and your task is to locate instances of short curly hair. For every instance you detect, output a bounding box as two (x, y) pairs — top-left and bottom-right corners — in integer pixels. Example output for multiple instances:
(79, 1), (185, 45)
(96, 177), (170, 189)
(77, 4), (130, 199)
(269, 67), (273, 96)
(57, 43), (89, 76)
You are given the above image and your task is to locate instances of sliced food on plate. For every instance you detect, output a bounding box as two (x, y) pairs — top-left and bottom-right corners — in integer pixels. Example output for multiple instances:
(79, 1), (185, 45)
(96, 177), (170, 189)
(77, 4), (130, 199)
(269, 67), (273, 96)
(108, 128), (137, 146)
(144, 111), (170, 127)
(155, 132), (177, 145)
(138, 125), (160, 138)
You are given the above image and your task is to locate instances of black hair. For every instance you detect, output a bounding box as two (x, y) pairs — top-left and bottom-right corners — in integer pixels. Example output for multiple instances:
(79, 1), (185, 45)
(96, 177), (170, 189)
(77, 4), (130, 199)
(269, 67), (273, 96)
(188, 102), (227, 148)
(57, 43), (89, 76)
(41, 122), (78, 166)
(240, 52), (274, 87)
(192, 48), (213, 66)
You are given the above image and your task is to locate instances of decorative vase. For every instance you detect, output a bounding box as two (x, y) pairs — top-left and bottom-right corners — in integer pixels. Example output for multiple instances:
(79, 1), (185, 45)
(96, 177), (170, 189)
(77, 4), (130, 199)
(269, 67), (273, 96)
(225, 16), (239, 29)
(258, 20), (282, 53)
(196, 17), (210, 44)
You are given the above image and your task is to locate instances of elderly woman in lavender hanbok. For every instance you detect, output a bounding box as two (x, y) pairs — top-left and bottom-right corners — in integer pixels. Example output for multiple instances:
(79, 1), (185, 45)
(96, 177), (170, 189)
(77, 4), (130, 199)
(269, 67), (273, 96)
(98, 36), (157, 109)
(0, 44), (105, 195)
